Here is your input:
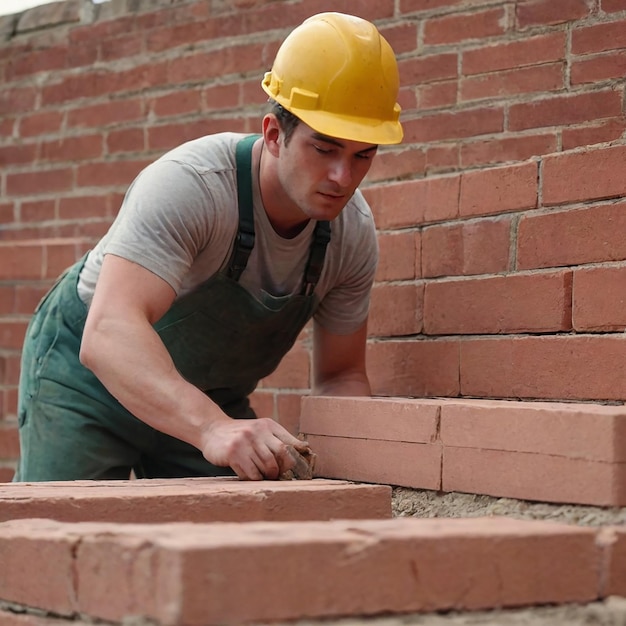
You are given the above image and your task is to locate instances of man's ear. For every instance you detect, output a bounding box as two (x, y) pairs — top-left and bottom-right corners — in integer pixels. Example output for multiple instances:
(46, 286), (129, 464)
(262, 114), (281, 157)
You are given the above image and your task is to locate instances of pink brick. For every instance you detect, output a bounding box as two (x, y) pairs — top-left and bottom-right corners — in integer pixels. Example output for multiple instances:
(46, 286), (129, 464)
(301, 396), (440, 443)
(459, 160), (538, 217)
(363, 175), (460, 229)
(369, 282), (423, 337)
(440, 399), (626, 461)
(308, 435), (441, 489)
(0, 520), (78, 615)
(0, 517), (600, 623)
(0, 478), (391, 523)
(460, 335), (626, 401)
(367, 340), (460, 397)
(573, 265), (626, 331)
(598, 526), (626, 596)
(542, 145), (626, 206)
(424, 271), (572, 334)
(443, 446), (626, 506)
(422, 217), (511, 278)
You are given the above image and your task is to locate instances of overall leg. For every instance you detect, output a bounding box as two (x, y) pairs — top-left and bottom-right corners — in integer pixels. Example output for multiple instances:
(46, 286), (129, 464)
(15, 262), (145, 482)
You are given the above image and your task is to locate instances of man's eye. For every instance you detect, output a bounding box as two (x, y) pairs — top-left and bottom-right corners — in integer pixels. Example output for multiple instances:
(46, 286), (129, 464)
(313, 145), (332, 154)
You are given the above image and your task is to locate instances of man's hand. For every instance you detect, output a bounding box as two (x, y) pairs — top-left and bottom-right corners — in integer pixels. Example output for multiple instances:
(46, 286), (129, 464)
(200, 417), (311, 480)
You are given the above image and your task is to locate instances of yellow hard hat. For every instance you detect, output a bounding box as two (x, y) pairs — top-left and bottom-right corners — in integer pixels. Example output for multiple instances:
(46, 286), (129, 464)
(262, 12), (403, 145)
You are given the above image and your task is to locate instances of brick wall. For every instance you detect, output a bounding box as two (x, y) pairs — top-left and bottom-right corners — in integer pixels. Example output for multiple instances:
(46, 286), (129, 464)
(1, 0), (625, 477)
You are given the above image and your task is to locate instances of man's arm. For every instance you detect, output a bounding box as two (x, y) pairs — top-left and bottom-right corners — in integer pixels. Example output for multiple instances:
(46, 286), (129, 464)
(79, 254), (307, 480)
(312, 319), (371, 396)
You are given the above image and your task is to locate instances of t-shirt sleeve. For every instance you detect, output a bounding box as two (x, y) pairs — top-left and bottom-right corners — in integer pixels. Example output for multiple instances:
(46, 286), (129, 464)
(102, 159), (225, 293)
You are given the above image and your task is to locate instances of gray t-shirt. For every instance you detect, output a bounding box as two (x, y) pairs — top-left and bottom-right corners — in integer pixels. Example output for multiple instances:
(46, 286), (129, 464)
(78, 132), (378, 335)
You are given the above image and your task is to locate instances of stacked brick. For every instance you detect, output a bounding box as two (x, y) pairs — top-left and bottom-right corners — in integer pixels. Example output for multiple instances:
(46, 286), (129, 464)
(0, 479), (625, 624)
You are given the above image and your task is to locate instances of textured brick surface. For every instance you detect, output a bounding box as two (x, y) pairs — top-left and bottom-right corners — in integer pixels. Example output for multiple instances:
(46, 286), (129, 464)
(302, 396), (626, 504)
(443, 446), (626, 506)
(0, 517), (601, 624)
(0, 477), (392, 523)
(308, 435), (442, 490)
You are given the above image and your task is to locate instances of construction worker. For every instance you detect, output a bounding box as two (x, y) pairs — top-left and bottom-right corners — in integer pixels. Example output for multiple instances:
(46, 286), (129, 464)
(14, 12), (403, 482)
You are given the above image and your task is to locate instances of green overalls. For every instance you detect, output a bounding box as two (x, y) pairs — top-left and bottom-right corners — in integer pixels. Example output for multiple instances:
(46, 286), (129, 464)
(14, 135), (331, 481)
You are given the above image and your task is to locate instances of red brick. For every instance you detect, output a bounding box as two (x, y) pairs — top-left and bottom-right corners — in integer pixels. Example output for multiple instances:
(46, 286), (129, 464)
(571, 50), (626, 85)
(599, 526), (626, 596)
(399, 53), (458, 84)
(404, 107), (504, 143)
(516, 0), (591, 27)
(0, 520), (78, 615)
(0, 242), (43, 279)
(572, 19), (626, 54)
(460, 335), (626, 401)
(422, 217), (511, 278)
(167, 44), (264, 85)
(276, 392), (304, 436)
(20, 200), (56, 223)
(443, 446), (626, 505)
(0, 239), (86, 281)
(462, 32), (566, 74)
(380, 22), (419, 55)
(15, 284), (49, 314)
(39, 135), (103, 163)
(0, 86), (37, 116)
(0, 424), (19, 458)
(368, 339), (460, 397)
(425, 143), (461, 172)
(366, 147), (427, 183)
(0, 144), (38, 167)
(424, 8), (506, 45)
(301, 396), (440, 442)
(376, 230), (418, 281)
(418, 80), (457, 109)
(562, 118), (626, 151)
(260, 341), (310, 390)
(517, 202), (626, 269)
(100, 33), (143, 61)
(0, 478), (391, 524)
(151, 89), (203, 118)
(147, 120), (220, 152)
(6, 168), (73, 196)
(0, 517), (601, 623)
(459, 160), (538, 217)
(310, 435), (442, 489)
(460, 63), (564, 102)
(509, 90), (622, 131)
(370, 283), (423, 337)
(0, 466), (15, 483)
(363, 175), (460, 229)
(106, 127), (145, 154)
(67, 98), (145, 129)
(18, 111), (63, 137)
(461, 132), (558, 168)
(602, 0), (626, 10)
(58, 194), (112, 220)
(573, 265), (626, 331)
(76, 160), (148, 188)
(425, 270), (572, 334)
(440, 399), (626, 461)
(204, 83), (241, 111)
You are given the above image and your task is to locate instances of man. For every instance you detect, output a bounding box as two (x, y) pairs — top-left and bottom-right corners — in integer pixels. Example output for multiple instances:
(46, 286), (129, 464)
(14, 12), (403, 482)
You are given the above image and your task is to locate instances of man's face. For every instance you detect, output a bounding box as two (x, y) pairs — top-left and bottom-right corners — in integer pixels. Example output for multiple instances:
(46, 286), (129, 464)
(275, 122), (378, 223)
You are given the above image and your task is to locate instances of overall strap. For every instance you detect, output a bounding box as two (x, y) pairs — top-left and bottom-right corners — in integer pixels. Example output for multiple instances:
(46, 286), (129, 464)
(227, 134), (259, 281)
(228, 133), (332, 292)
(302, 219), (331, 296)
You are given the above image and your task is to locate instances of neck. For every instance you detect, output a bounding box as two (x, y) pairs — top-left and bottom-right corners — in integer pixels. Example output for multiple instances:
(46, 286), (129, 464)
(255, 139), (310, 239)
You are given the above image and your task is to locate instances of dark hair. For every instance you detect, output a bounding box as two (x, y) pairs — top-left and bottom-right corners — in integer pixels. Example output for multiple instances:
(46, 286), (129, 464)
(269, 100), (300, 146)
